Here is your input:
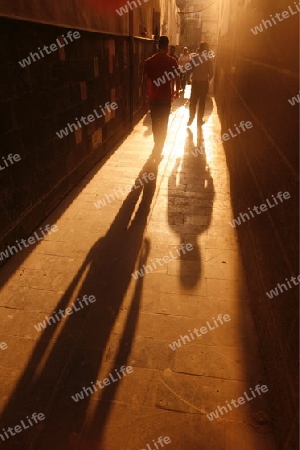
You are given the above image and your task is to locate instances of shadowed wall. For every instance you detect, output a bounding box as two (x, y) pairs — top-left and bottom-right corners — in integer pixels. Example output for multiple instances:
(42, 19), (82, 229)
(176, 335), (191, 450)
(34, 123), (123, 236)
(0, 0), (178, 256)
(215, 0), (299, 448)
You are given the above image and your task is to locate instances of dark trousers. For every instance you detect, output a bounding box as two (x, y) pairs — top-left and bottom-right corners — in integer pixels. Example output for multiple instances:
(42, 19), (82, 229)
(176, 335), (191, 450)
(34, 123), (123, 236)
(180, 73), (187, 91)
(180, 72), (191, 91)
(149, 100), (171, 151)
(189, 80), (209, 124)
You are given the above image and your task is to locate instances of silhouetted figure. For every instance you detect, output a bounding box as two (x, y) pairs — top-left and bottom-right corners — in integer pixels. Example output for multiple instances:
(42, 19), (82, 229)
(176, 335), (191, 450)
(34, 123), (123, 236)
(143, 36), (180, 159)
(168, 45), (178, 61)
(178, 47), (191, 92)
(187, 42), (214, 127)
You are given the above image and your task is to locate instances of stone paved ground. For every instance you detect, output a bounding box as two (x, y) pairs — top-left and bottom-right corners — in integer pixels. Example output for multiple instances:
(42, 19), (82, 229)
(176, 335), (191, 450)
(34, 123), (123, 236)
(0, 90), (277, 449)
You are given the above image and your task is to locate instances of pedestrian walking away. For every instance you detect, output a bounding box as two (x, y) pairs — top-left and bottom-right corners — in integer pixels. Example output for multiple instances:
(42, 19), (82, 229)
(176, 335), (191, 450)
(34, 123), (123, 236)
(143, 35), (180, 160)
(178, 46), (191, 93)
(168, 45), (178, 61)
(187, 42), (214, 127)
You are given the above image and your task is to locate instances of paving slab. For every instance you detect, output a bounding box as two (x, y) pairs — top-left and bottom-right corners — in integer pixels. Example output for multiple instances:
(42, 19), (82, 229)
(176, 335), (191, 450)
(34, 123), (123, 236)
(0, 93), (277, 449)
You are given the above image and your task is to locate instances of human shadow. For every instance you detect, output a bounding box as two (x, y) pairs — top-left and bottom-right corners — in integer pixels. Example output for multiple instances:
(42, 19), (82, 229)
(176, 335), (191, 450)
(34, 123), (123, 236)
(168, 128), (215, 289)
(0, 158), (158, 450)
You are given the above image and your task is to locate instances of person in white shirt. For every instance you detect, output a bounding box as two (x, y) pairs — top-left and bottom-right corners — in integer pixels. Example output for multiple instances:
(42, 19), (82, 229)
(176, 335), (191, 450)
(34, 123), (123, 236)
(187, 42), (214, 127)
(178, 47), (191, 92)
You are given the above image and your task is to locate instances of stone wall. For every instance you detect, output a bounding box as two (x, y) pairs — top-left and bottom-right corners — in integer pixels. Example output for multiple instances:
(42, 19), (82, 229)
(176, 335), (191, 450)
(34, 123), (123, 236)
(0, 0), (180, 255)
(0, 0), (129, 34)
(0, 16), (153, 254)
(181, 0), (219, 50)
(215, 0), (299, 448)
(0, 0), (179, 41)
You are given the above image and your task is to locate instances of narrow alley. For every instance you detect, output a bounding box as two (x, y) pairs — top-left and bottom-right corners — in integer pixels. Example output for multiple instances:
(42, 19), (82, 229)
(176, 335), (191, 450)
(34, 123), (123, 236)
(0, 0), (298, 449)
(0, 92), (277, 449)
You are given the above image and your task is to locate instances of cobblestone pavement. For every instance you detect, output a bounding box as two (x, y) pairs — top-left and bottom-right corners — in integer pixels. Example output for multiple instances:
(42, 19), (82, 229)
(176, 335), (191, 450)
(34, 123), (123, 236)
(0, 90), (277, 449)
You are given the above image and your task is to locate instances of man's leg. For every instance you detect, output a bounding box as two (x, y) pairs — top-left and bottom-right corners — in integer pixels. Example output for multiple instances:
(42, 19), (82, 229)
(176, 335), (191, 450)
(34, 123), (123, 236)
(170, 79), (175, 97)
(181, 73), (186, 92)
(188, 82), (199, 125)
(150, 101), (170, 155)
(150, 100), (160, 145)
(197, 81), (209, 126)
(186, 70), (192, 85)
(160, 102), (171, 145)
(154, 102), (171, 153)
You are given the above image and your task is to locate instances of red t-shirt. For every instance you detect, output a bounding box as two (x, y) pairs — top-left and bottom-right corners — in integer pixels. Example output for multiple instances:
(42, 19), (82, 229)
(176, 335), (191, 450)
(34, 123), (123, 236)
(144, 53), (178, 102)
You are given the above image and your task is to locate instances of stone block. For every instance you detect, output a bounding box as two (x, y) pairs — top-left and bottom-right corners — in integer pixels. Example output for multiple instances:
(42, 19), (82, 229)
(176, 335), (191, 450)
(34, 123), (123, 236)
(91, 128), (102, 149)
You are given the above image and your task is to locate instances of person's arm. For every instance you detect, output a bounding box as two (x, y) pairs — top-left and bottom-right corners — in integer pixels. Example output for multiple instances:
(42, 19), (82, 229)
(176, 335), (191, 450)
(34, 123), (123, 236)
(208, 59), (214, 82)
(175, 73), (180, 95)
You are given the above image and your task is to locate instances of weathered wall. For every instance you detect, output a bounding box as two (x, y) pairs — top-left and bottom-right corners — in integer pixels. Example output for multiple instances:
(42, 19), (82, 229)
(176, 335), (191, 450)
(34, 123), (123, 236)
(215, 0), (299, 448)
(0, 0), (179, 256)
(182, 0), (219, 50)
(158, 0), (179, 43)
(0, 0), (129, 34)
(0, 17), (130, 251)
(0, 0), (179, 41)
(0, 15), (154, 254)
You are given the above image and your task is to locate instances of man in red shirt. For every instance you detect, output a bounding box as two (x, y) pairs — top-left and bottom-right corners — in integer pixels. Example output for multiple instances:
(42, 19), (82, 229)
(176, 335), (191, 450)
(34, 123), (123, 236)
(144, 36), (180, 159)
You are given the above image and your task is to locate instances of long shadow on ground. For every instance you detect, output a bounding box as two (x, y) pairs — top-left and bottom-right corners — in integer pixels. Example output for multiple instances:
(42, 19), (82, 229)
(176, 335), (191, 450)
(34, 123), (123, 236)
(0, 158), (158, 450)
(168, 128), (215, 289)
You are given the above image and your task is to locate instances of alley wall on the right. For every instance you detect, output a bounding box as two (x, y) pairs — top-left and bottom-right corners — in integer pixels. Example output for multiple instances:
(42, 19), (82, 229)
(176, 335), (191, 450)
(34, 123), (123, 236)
(215, 0), (299, 448)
